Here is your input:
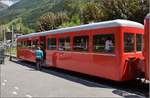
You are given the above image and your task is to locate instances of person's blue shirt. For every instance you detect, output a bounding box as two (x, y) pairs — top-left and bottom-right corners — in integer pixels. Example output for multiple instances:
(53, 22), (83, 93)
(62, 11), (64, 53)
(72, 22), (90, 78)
(35, 50), (43, 59)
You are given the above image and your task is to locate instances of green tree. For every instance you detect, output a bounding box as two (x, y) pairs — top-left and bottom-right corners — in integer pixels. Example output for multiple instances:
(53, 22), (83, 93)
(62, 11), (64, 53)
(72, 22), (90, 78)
(101, 0), (149, 24)
(80, 2), (105, 24)
(36, 12), (56, 31)
(36, 12), (69, 32)
(56, 12), (69, 27)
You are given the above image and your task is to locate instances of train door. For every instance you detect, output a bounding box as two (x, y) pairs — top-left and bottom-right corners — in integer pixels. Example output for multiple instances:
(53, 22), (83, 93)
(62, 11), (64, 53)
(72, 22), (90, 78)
(31, 38), (39, 62)
(40, 36), (46, 60)
(46, 36), (58, 67)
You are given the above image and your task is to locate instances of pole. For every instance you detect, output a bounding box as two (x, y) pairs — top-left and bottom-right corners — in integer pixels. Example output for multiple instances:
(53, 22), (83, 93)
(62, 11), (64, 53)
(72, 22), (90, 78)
(9, 25), (13, 61)
(3, 26), (5, 53)
(3, 26), (5, 64)
(3, 26), (5, 43)
(1, 25), (3, 43)
(0, 25), (3, 47)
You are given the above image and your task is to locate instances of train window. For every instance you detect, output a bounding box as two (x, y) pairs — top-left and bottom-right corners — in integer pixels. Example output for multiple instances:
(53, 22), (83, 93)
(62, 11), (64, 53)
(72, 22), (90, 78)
(93, 34), (115, 53)
(58, 37), (71, 51)
(73, 36), (89, 51)
(23, 41), (25, 47)
(136, 34), (143, 51)
(34, 40), (38, 45)
(17, 42), (21, 47)
(27, 40), (31, 48)
(40, 37), (46, 50)
(48, 38), (56, 50)
(124, 33), (134, 52)
(32, 40), (38, 49)
(21, 41), (23, 47)
(24, 41), (27, 47)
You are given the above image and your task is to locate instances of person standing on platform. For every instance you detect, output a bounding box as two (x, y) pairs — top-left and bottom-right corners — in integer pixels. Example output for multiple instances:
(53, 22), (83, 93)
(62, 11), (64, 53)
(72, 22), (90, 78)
(35, 47), (43, 70)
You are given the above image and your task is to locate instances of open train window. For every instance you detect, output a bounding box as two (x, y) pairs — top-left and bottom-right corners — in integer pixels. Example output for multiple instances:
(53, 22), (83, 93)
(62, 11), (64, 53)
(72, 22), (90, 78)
(124, 33), (134, 52)
(58, 37), (71, 51)
(27, 40), (31, 48)
(24, 41), (27, 47)
(32, 39), (38, 49)
(136, 34), (143, 51)
(48, 38), (56, 50)
(17, 42), (21, 47)
(21, 41), (23, 47)
(93, 34), (115, 53)
(73, 36), (89, 51)
(40, 36), (46, 50)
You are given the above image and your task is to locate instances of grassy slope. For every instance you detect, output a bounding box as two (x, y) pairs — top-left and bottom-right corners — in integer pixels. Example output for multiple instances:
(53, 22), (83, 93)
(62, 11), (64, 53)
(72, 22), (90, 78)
(0, 0), (90, 34)
(0, 0), (62, 33)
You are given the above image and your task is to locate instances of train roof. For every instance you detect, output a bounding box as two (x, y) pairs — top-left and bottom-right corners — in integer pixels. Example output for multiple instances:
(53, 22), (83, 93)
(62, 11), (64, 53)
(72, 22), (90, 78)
(146, 13), (150, 19)
(18, 19), (144, 39)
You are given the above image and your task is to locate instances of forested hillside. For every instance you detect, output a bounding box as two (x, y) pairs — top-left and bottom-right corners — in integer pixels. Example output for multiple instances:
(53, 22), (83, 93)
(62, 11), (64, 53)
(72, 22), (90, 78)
(0, 0), (149, 34)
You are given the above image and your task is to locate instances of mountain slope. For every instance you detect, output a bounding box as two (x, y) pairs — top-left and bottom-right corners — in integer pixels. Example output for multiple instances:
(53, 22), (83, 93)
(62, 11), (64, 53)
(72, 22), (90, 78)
(0, 0), (148, 34)
(0, 2), (8, 11)
(0, 0), (80, 28)
(0, 0), (56, 24)
(0, 0), (87, 31)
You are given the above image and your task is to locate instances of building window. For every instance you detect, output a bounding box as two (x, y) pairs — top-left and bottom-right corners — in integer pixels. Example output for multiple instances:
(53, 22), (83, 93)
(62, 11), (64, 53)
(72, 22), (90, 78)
(48, 38), (56, 50)
(73, 36), (88, 51)
(136, 34), (143, 51)
(58, 37), (71, 51)
(93, 34), (115, 53)
(124, 33), (134, 52)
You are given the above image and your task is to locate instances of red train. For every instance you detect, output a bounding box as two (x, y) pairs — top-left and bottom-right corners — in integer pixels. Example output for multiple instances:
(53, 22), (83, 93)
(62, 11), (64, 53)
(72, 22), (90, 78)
(144, 13), (150, 80)
(17, 19), (145, 81)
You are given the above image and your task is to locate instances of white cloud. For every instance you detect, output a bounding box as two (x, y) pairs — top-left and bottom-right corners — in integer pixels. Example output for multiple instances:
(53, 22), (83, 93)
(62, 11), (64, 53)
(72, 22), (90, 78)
(0, 0), (19, 6)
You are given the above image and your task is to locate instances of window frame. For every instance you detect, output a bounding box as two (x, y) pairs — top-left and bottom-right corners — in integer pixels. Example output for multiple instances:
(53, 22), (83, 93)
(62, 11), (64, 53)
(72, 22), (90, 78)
(73, 35), (89, 52)
(21, 41), (23, 48)
(32, 39), (39, 49)
(23, 40), (27, 48)
(124, 32), (135, 53)
(58, 36), (71, 51)
(92, 33), (115, 54)
(27, 40), (31, 48)
(47, 37), (57, 50)
(136, 33), (143, 52)
(17, 41), (21, 47)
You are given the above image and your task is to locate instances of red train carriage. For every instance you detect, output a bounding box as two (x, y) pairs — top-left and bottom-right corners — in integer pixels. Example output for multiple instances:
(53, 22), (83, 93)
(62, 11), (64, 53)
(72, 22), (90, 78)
(17, 19), (144, 81)
(17, 33), (46, 62)
(144, 13), (150, 80)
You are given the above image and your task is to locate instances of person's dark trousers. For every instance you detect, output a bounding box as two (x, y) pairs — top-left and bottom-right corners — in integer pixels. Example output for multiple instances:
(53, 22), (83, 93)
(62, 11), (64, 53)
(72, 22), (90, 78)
(36, 58), (42, 70)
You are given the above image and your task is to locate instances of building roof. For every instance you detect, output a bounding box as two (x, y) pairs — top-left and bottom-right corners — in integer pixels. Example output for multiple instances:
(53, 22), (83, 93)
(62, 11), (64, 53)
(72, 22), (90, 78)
(18, 19), (144, 39)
